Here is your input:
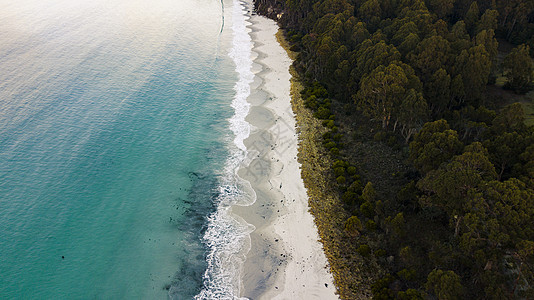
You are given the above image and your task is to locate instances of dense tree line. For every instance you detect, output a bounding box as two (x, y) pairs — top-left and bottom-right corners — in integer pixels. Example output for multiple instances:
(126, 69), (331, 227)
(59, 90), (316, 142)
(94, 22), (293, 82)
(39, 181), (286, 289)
(256, 0), (534, 298)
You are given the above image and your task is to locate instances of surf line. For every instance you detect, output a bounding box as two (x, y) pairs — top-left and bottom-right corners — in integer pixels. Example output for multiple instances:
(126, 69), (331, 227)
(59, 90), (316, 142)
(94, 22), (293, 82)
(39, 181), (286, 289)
(195, 0), (256, 299)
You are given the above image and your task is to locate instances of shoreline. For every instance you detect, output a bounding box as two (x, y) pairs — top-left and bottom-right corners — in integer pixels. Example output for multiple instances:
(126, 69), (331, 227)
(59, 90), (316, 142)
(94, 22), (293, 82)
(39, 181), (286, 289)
(232, 10), (338, 299)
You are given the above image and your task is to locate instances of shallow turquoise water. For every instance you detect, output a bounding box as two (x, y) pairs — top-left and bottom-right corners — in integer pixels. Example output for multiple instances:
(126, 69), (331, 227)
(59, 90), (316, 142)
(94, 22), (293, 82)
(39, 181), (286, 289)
(0, 0), (237, 298)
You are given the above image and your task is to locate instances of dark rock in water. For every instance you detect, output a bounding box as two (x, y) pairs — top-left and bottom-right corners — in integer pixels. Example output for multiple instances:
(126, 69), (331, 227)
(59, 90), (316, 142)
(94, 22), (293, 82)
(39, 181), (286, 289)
(188, 171), (204, 179)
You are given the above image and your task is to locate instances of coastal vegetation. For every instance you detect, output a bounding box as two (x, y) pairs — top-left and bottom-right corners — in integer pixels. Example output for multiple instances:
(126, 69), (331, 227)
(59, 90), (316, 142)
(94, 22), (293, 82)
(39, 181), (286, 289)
(260, 0), (534, 298)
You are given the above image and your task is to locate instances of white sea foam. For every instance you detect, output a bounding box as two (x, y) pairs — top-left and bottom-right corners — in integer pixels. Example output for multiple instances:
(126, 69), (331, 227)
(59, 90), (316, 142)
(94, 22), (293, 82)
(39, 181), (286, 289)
(194, 0), (255, 299)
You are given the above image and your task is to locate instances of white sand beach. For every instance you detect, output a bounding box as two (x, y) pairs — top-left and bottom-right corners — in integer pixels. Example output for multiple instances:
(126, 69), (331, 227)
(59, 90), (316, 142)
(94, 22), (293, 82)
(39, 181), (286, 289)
(233, 12), (338, 300)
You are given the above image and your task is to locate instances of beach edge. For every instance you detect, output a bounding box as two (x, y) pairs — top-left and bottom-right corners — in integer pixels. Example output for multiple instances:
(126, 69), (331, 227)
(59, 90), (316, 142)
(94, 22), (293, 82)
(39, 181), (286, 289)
(233, 11), (338, 300)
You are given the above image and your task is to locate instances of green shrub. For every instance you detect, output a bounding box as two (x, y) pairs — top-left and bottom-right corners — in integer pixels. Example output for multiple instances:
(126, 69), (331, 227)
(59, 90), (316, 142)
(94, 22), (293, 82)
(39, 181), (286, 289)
(397, 268), (417, 282)
(314, 107), (331, 119)
(397, 289), (423, 300)
(387, 135), (397, 147)
(357, 244), (371, 256)
(347, 166), (357, 175)
(375, 200), (385, 216)
(360, 201), (375, 218)
(399, 246), (414, 264)
(330, 147), (340, 155)
(289, 33), (302, 43)
(289, 44), (300, 52)
(304, 95), (317, 110)
(333, 160), (348, 168)
(361, 182), (376, 202)
(333, 167), (345, 176)
(344, 216), (363, 236)
(336, 175), (346, 184)
(371, 275), (394, 299)
(373, 131), (387, 141)
(348, 180), (362, 194)
(389, 212), (406, 236)
(305, 81), (327, 98)
(374, 249), (387, 257)
(324, 141), (336, 149)
(325, 120), (335, 128)
(425, 270), (464, 299)
(333, 133), (343, 141)
(366, 220), (377, 231)
(342, 191), (357, 205)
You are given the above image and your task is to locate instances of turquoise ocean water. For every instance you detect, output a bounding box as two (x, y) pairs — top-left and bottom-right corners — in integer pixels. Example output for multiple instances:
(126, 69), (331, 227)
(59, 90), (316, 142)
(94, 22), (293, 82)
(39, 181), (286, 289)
(0, 0), (255, 298)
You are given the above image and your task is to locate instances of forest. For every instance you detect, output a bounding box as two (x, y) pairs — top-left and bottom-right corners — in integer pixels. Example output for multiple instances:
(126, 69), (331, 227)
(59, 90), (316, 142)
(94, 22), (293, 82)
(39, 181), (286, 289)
(255, 0), (534, 298)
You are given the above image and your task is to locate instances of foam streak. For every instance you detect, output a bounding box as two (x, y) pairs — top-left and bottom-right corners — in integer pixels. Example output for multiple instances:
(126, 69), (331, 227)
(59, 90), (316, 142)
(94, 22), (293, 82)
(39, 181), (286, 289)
(194, 0), (254, 299)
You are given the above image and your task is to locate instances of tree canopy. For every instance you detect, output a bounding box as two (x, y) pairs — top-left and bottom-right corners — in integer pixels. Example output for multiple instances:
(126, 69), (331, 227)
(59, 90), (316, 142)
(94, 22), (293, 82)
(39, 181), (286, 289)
(256, 0), (534, 297)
